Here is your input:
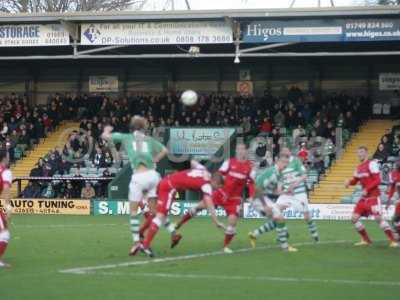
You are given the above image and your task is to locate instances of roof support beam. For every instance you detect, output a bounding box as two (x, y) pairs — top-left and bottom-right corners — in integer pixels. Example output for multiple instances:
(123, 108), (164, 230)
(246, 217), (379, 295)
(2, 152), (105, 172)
(76, 45), (128, 55)
(239, 43), (295, 54)
(0, 51), (400, 60)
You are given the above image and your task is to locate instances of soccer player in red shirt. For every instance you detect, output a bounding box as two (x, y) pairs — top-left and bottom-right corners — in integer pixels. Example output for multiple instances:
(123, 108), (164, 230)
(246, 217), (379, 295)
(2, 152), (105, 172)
(386, 161), (400, 237)
(0, 151), (12, 268)
(345, 146), (398, 247)
(174, 143), (255, 253)
(130, 161), (225, 257)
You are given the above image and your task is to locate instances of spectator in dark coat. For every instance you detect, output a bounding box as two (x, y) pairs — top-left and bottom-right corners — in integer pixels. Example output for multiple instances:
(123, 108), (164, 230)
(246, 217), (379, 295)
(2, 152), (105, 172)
(93, 147), (104, 168)
(373, 143), (390, 163)
(22, 181), (41, 198)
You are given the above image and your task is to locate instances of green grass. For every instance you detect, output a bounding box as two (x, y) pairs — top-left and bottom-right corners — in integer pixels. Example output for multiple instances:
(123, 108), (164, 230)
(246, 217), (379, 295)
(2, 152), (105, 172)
(1, 215), (400, 300)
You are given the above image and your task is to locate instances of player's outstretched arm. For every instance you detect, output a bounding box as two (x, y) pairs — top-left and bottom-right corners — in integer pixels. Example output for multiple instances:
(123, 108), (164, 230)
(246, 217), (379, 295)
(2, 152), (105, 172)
(203, 194), (225, 230)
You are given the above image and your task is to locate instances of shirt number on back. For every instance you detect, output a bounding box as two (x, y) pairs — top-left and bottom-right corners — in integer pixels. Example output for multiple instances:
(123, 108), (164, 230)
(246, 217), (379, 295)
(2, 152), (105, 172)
(132, 141), (149, 153)
(187, 169), (211, 180)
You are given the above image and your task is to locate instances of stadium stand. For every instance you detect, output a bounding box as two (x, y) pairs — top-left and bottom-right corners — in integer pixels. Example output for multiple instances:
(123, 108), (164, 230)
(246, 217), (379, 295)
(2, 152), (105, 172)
(337, 123), (400, 204)
(13, 89), (372, 200)
(311, 120), (399, 204)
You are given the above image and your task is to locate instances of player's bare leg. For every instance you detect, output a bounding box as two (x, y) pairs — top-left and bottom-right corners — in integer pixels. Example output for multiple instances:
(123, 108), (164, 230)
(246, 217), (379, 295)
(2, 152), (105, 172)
(352, 213), (372, 246)
(303, 211), (319, 243)
(223, 215), (238, 254)
(375, 215), (398, 247)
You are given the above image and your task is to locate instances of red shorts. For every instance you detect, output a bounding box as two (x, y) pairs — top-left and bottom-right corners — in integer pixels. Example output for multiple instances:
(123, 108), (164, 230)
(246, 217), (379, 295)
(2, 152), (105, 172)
(354, 197), (381, 217)
(0, 211), (7, 231)
(213, 195), (241, 217)
(395, 201), (400, 216)
(156, 180), (176, 216)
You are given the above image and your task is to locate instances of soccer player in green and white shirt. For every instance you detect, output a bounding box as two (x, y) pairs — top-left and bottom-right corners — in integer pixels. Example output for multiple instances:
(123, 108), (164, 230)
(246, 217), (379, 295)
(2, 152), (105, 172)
(102, 116), (172, 255)
(276, 147), (319, 242)
(248, 154), (298, 252)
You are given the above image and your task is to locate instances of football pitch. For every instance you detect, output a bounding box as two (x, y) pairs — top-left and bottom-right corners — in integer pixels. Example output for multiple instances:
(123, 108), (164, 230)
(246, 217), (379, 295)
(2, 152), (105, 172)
(1, 215), (400, 300)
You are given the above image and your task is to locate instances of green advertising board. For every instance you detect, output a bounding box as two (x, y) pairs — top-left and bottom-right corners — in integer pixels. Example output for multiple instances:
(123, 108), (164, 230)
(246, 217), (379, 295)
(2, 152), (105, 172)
(93, 200), (227, 217)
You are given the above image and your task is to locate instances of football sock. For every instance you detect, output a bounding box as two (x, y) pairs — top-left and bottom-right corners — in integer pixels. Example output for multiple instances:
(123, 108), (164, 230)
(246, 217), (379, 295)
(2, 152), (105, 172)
(394, 221), (400, 235)
(223, 225), (236, 248)
(164, 218), (176, 235)
(275, 222), (289, 250)
(176, 208), (197, 229)
(224, 234), (235, 247)
(130, 215), (140, 243)
(354, 221), (372, 243)
(307, 220), (319, 241)
(143, 218), (162, 249)
(139, 212), (154, 238)
(0, 241), (8, 258)
(252, 220), (276, 237)
(379, 220), (396, 242)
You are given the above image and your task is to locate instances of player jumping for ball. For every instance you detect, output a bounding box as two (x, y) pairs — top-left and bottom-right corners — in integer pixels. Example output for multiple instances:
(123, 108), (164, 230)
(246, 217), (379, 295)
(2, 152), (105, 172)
(345, 146), (398, 247)
(248, 147), (319, 243)
(0, 151), (12, 268)
(173, 143), (255, 254)
(249, 154), (298, 252)
(102, 116), (176, 255)
(131, 161), (225, 257)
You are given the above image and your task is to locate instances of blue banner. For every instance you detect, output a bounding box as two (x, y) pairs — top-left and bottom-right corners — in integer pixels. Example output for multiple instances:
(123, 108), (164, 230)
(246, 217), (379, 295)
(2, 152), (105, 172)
(243, 18), (400, 43)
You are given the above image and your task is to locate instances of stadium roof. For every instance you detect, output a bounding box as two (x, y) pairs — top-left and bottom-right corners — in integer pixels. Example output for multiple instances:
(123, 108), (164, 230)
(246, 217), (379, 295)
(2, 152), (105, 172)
(0, 6), (399, 23)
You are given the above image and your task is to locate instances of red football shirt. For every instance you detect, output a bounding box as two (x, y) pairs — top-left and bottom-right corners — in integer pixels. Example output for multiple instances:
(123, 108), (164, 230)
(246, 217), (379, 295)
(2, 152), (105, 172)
(349, 159), (381, 198)
(218, 158), (255, 200)
(167, 168), (212, 196)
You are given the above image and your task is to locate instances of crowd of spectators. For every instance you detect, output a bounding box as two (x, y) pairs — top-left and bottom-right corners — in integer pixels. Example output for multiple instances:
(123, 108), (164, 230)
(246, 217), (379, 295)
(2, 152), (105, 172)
(373, 128), (400, 164)
(6, 86), (373, 199)
(0, 93), (54, 164)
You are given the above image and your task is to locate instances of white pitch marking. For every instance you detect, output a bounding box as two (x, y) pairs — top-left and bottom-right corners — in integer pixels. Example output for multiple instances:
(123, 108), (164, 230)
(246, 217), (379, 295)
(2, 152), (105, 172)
(91, 271), (400, 287)
(59, 240), (350, 275)
(12, 224), (120, 229)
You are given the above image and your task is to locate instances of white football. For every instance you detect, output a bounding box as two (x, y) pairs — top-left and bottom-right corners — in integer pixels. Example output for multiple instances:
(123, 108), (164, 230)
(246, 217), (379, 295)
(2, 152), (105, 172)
(180, 90), (198, 106)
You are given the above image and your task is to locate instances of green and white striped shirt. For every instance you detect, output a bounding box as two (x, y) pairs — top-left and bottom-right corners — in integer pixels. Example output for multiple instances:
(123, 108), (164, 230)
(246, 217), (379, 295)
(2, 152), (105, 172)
(255, 165), (282, 197)
(281, 156), (307, 195)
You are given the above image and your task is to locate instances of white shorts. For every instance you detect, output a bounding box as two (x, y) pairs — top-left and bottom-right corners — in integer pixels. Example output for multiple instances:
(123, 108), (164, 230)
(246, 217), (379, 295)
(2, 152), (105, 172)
(128, 170), (161, 203)
(276, 193), (309, 213)
(0, 229), (10, 243)
(263, 196), (282, 218)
